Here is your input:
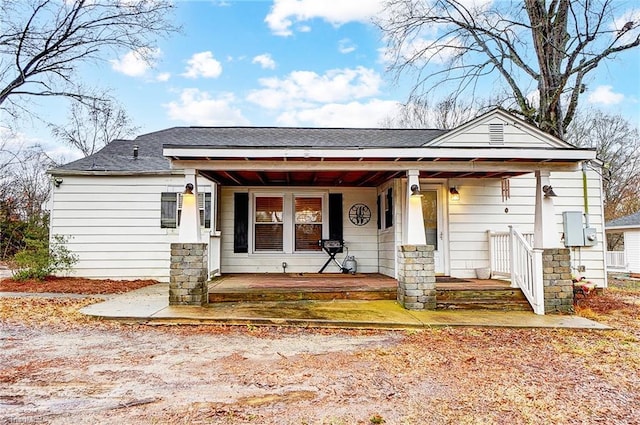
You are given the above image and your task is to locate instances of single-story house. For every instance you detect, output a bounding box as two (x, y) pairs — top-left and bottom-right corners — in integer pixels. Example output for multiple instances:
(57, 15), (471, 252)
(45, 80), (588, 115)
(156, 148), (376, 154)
(48, 109), (605, 314)
(605, 211), (640, 275)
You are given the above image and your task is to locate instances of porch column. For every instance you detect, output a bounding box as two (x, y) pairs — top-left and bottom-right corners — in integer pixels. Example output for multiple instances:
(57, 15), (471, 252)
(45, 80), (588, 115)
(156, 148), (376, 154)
(533, 170), (560, 249)
(179, 169), (201, 243)
(405, 170), (426, 245)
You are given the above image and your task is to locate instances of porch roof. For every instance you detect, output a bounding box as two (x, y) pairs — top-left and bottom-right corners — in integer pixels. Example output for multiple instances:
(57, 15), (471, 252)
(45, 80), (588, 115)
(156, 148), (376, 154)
(165, 145), (596, 187)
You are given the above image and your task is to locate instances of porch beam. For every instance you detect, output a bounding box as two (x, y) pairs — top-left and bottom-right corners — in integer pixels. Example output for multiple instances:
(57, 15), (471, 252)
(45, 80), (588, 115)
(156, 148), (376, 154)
(170, 159), (584, 173)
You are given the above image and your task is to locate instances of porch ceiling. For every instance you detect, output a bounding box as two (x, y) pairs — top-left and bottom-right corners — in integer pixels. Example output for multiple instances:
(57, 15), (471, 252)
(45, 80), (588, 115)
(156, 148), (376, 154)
(198, 168), (529, 187)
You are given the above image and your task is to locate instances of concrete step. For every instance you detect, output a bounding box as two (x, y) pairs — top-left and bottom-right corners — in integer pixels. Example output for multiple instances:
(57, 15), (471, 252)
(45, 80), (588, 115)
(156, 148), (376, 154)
(208, 287), (397, 303)
(436, 288), (532, 311)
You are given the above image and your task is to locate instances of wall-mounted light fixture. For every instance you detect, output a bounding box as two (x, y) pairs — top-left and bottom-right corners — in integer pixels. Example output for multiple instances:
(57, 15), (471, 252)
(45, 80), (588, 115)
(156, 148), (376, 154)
(542, 185), (557, 197)
(53, 177), (63, 188)
(184, 183), (194, 194)
(410, 184), (422, 197)
(449, 186), (460, 201)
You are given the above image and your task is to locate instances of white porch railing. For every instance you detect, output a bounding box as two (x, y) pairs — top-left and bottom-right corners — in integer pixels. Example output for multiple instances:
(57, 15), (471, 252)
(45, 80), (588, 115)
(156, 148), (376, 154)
(488, 228), (545, 315)
(606, 251), (627, 270)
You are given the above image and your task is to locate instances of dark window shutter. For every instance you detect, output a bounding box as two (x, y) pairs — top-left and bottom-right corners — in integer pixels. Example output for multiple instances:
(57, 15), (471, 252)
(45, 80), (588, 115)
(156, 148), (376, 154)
(376, 195), (381, 230)
(204, 193), (212, 229)
(161, 192), (177, 228)
(385, 188), (393, 228)
(329, 193), (343, 252)
(234, 193), (249, 253)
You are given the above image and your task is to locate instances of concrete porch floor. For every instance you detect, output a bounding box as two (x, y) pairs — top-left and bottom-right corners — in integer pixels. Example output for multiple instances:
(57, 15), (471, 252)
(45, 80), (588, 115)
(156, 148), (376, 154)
(80, 283), (610, 330)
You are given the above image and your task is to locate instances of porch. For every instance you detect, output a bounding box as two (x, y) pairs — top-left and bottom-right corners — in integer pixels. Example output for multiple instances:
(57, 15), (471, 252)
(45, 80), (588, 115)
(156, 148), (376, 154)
(207, 273), (532, 311)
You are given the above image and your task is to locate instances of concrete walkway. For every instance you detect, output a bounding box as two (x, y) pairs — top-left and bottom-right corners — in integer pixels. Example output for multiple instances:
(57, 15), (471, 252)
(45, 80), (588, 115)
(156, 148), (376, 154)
(79, 283), (611, 330)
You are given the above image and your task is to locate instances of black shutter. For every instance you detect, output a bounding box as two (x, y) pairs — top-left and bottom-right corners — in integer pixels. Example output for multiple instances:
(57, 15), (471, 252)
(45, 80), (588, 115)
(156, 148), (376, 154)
(328, 193), (343, 252)
(385, 188), (393, 228)
(234, 193), (249, 253)
(376, 195), (381, 230)
(204, 193), (212, 229)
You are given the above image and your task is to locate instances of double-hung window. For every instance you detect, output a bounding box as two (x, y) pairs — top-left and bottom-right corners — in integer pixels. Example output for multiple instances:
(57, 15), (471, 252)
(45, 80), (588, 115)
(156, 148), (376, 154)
(254, 196), (284, 251)
(294, 196), (323, 251)
(161, 192), (211, 229)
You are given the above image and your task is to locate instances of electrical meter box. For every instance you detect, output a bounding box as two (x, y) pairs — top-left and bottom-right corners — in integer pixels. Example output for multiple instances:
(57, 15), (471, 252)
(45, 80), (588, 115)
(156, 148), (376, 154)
(583, 227), (597, 246)
(562, 211), (597, 247)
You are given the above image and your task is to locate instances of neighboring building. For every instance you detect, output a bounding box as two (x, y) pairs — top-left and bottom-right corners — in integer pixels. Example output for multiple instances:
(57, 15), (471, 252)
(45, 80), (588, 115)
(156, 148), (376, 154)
(605, 211), (640, 275)
(49, 109), (606, 313)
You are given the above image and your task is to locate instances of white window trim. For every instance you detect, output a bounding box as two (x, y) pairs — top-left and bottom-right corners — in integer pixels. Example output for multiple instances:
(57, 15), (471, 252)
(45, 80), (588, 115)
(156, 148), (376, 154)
(249, 190), (328, 254)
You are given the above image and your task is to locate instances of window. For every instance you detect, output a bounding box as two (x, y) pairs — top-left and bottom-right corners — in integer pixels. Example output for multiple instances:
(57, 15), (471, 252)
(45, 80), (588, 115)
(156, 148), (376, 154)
(161, 192), (211, 229)
(385, 187), (393, 228)
(254, 196), (283, 251)
(295, 197), (322, 251)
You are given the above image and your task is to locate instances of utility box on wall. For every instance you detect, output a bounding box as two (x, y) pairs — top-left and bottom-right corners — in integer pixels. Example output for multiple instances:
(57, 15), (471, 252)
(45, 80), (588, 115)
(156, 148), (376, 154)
(562, 211), (597, 247)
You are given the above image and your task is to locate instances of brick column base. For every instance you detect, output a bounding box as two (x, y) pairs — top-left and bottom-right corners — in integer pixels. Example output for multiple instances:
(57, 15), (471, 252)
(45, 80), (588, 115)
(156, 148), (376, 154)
(542, 248), (574, 314)
(397, 245), (436, 310)
(169, 243), (208, 306)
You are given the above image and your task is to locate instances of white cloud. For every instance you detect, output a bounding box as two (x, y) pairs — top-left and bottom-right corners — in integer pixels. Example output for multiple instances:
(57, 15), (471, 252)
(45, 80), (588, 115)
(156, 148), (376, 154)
(338, 38), (356, 54)
(182, 51), (223, 79)
(379, 35), (462, 65)
(110, 48), (160, 77)
(252, 53), (277, 70)
(588, 85), (625, 105)
(156, 72), (171, 82)
(276, 100), (401, 127)
(265, 0), (385, 36)
(247, 66), (382, 110)
(163, 88), (249, 126)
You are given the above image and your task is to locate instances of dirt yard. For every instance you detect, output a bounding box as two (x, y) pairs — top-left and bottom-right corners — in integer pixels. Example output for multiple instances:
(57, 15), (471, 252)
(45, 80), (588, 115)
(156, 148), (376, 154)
(1, 276), (639, 424)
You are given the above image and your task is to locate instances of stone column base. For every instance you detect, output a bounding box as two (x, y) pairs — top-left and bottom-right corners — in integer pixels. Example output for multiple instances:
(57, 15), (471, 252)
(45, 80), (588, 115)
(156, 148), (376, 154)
(542, 248), (574, 314)
(169, 243), (208, 306)
(397, 245), (436, 310)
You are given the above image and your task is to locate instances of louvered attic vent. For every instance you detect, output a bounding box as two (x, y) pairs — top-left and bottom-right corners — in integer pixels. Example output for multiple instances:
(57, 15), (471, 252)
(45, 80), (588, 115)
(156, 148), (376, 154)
(489, 123), (505, 145)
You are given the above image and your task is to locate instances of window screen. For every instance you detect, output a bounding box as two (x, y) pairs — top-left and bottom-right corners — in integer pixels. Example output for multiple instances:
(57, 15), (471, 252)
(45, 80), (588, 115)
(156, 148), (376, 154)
(254, 196), (284, 251)
(295, 197), (322, 251)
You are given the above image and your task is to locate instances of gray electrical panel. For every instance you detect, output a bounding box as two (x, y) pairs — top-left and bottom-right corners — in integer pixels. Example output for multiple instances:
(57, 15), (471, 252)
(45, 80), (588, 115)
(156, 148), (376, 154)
(562, 211), (597, 247)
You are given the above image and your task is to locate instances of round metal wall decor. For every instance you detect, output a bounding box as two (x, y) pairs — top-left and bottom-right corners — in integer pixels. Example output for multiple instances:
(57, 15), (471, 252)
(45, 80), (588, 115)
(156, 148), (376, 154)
(348, 203), (371, 226)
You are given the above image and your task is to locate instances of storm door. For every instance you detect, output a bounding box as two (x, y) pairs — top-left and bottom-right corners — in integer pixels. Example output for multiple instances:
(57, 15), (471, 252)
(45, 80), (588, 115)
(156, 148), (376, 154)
(420, 185), (446, 274)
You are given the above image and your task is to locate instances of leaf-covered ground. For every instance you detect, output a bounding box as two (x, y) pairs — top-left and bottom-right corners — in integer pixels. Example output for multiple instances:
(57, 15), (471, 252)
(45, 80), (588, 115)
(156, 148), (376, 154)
(0, 275), (158, 294)
(0, 276), (638, 424)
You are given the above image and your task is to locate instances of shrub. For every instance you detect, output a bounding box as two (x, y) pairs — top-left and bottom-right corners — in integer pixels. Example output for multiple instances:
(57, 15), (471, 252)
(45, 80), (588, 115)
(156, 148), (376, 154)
(12, 234), (78, 281)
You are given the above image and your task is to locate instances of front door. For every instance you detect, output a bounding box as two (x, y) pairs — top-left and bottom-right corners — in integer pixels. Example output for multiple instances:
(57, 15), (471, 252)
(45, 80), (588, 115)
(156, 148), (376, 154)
(420, 184), (446, 274)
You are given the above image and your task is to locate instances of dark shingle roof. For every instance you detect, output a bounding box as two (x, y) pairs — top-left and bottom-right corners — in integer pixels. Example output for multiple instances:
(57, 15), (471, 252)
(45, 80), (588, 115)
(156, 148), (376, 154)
(606, 211), (640, 229)
(51, 127), (447, 173)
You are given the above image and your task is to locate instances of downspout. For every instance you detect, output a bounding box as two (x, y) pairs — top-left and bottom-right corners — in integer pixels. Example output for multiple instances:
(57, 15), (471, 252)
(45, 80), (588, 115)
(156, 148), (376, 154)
(582, 162), (590, 228)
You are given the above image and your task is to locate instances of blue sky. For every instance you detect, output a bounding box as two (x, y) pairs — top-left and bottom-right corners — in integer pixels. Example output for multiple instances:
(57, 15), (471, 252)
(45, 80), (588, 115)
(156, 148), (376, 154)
(9, 0), (640, 161)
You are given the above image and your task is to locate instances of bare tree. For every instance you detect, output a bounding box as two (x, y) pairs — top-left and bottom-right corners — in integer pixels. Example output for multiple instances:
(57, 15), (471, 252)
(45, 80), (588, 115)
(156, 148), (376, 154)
(0, 0), (177, 114)
(378, 0), (640, 139)
(566, 109), (640, 223)
(49, 96), (139, 157)
(381, 94), (485, 129)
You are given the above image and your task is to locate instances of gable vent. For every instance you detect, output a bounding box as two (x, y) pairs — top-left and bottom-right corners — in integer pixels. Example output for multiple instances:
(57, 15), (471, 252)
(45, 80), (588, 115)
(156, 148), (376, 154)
(489, 123), (505, 145)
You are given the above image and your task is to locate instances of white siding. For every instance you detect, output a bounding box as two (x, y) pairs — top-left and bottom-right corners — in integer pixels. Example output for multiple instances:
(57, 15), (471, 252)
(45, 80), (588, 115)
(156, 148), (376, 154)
(219, 187), (379, 274)
(377, 179), (403, 278)
(49, 174), (214, 282)
(624, 230), (640, 274)
(446, 169), (606, 286)
(432, 116), (556, 148)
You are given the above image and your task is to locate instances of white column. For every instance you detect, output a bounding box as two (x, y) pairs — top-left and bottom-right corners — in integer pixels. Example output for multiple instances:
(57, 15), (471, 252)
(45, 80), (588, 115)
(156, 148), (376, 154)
(533, 170), (560, 249)
(179, 169), (202, 243)
(405, 170), (427, 245)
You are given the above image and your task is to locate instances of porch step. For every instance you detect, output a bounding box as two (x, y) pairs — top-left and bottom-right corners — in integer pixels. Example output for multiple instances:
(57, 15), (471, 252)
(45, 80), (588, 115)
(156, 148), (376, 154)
(209, 288), (397, 303)
(436, 288), (533, 311)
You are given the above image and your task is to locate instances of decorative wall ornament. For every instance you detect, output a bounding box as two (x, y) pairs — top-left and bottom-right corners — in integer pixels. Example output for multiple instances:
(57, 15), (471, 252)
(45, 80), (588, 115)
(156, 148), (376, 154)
(348, 203), (371, 226)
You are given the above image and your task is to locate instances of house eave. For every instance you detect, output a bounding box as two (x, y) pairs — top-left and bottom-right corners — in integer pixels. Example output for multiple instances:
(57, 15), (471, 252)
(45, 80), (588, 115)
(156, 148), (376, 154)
(163, 146), (596, 162)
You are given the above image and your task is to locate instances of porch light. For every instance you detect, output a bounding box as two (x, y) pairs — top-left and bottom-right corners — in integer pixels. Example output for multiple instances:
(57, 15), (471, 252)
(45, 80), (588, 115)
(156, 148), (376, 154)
(410, 184), (422, 197)
(184, 183), (194, 194)
(449, 187), (460, 201)
(542, 185), (557, 197)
